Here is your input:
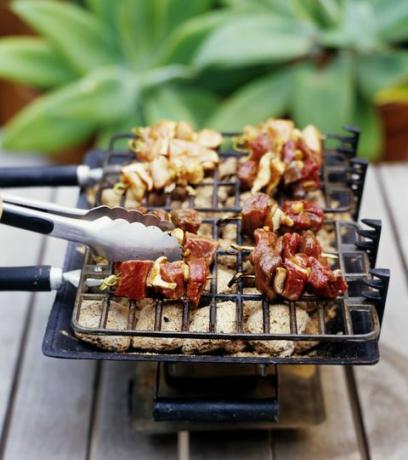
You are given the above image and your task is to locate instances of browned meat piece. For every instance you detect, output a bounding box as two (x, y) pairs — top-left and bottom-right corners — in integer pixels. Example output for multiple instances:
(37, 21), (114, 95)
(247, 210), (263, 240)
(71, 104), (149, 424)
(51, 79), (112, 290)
(115, 260), (153, 300)
(281, 233), (302, 259)
(171, 208), (202, 234)
(184, 232), (218, 265)
(247, 133), (275, 161)
(300, 230), (322, 259)
(307, 258), (347, 298)
(250, 229), (282, 300)
(237, 160), (258, 189)
(242, 193), (273, 237)
(281, 254), (309, 300)
(186, 259), (209, 305)
(281, 200), (324, 233)
(159, 261), (186, 300)
(249, 228), (347, 301)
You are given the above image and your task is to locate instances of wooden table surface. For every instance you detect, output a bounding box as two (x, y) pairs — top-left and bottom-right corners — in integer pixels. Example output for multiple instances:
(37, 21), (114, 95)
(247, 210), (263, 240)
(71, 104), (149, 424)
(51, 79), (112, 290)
(0, 155), (407, 460)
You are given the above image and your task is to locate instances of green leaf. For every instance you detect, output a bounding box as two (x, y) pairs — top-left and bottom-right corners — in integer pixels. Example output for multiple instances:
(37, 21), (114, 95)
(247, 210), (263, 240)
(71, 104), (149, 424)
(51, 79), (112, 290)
(114, 0), (159, 69)
(59, 67), (139, 124)
(208, 66), (294, 131)
(357, 51), (408, 99)
(168, 86), (220, 127)
(12, 0), (116, 74)
(85, 0), (118, 30)
(2, 89), (95, 154)
(371, 0), (408, 43)
(320, 0), (381, 51)
(352, 95), (382, 160)
(155, 0), (214, 43)
(143, 85), (214, 127)
(96, 115), (143, 149)
(158, 11), (230, 65)
(195, 14), (315, 68)
(140, 65), (194, 89)
(291, 54), (354, 132)
(0, 37), (76, 88)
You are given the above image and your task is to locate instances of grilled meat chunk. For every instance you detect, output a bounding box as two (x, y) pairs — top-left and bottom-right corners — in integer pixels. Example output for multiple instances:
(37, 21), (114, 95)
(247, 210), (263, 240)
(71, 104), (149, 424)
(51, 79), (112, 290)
(300, 230), (322, 259)
(159, 261), (186, 300)
(115, 260), (153, 300)
(281, 254), (309, 300)
(237, 160), (258, 189)
(184, 232), (218, 265)
(250, 229), (282, 300)
(186, 259), (209, 306)
(307, 258), (347, 298)
(242, 193), (274, 236)
(281, 200), (324, 233)
(171, 208), (202, 234)
(250, 229), (347, 300)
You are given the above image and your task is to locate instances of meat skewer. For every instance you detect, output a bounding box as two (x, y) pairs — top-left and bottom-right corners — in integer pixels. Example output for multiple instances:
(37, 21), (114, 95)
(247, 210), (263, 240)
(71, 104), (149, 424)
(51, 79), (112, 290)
(241, 193), (324, 237)
(236, 119), (323, 196)
(97, 218), (218, 305)
(231, 228), (347, 301)
(112, 120), (223, 204)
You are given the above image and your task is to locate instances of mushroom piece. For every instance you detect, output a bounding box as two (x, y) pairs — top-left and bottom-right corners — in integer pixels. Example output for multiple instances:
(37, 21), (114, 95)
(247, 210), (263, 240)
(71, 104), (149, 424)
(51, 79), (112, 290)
(196, 129), (223, 149)
(150, 156), (173, 189)
(146, 257), (177, 291)
(302, 125), (323, 157)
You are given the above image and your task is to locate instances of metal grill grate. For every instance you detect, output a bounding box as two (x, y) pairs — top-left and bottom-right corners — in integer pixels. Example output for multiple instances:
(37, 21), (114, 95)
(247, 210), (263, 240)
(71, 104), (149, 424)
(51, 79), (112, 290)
(69, 126), (389, 354)
(72, 217), (388, 344)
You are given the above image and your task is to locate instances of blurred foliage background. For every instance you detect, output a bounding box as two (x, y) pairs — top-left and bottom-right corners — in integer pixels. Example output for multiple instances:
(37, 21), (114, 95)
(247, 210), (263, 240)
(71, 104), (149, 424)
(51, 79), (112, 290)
(0, 0), (407, 160)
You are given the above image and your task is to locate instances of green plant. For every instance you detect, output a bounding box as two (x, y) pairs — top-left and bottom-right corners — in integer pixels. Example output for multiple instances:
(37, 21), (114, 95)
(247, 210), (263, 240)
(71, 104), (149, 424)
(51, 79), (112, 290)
(0, 0), (226, 153)
(1, 0), (407, 159)
(201, 0), (408, 159)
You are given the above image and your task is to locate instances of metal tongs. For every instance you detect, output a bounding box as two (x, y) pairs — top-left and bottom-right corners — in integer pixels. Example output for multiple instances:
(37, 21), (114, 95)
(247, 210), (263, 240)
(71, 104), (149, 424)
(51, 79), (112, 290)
(0, 193), (182, 262)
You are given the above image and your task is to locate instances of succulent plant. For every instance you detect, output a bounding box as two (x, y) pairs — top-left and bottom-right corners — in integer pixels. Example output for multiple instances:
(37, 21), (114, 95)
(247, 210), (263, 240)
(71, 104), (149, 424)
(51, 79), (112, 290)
(202, 0), (408, 158)
(0, 0), (224, 153)
(0, 0), (407, 159)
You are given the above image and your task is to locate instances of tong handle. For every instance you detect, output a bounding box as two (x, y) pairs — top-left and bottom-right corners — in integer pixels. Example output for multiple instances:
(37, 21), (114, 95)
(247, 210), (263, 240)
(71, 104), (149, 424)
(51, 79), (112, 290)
(0, 165), (80, 187)
(0, 266), (52, 291)
(1, 202), (92, 243)
(153, 397), (279, 422)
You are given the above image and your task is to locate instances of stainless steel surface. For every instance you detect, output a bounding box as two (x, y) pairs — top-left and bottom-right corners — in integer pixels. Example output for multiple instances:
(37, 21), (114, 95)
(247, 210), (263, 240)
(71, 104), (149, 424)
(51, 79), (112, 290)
(76, 165), (103, 186)
(1, 195), (182, 262)
(1, 193), (174, 230)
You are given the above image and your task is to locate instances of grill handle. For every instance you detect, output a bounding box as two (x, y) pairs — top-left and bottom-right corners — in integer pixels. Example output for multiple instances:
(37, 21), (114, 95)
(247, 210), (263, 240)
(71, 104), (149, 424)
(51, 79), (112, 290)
(0, 165), (99, 187)
(153, 397), (279, 423)
(0, 266), (53, 291)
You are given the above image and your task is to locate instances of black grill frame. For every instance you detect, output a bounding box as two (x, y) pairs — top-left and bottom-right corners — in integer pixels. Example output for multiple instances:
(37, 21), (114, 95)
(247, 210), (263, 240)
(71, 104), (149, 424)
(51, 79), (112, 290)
(70, 128), (387, 348)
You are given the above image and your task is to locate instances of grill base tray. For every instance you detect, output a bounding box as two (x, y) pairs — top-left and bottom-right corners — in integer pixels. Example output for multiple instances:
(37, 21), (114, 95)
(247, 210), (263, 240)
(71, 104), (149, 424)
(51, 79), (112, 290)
(130, 363), (325, 432)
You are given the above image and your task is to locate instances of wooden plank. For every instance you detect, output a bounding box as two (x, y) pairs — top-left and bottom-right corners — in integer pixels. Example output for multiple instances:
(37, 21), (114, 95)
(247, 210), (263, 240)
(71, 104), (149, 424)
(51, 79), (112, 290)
(351, 164), (408, 459)
(0, 183), (52, 443)
(89, 361), (178, 460)
(273, 366), (361, 460)
(190, 431), (273, 460)
(2, 187), (97, 460)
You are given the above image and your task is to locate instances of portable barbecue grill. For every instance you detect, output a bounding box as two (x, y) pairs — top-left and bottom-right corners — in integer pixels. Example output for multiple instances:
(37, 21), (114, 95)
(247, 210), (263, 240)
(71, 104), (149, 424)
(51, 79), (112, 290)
(0, 125), (389, 429)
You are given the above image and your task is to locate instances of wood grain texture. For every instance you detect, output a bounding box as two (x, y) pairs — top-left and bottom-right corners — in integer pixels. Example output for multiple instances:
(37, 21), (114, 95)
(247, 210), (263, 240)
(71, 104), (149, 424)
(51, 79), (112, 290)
(0, 186), (52, 442)
(273, 366), (361, 460)
(2, 187), (97, 460)
(190, 431), (273, 460)
(352, 165), (408, 460)
(89, 361), (178, 460)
